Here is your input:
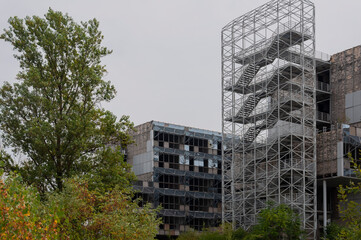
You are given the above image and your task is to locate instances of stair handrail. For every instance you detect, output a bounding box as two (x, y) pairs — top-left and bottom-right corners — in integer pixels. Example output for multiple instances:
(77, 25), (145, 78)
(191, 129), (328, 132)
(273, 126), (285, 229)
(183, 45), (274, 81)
(287, 45), (330, 62)
(235, 21), (312, 60)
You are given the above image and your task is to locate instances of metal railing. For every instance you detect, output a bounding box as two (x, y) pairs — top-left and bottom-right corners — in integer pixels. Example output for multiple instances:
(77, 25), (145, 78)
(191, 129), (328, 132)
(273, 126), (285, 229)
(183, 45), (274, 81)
(287, 45), (330, 62)
(315, 50), (331, 62)
(317, 111), (330, 122)
(225, 60), (311, 91)
(226, 91), (313, 120)
(317, 81), (330, 92)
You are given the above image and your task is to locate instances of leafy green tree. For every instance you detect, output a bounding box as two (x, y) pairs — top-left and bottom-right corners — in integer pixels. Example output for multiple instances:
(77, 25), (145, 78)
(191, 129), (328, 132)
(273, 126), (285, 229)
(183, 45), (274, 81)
(337, 153), (361, 239)
(246, 203), (304, 240)
(0, 9), (163, 239)
(0, 9), (135, 194)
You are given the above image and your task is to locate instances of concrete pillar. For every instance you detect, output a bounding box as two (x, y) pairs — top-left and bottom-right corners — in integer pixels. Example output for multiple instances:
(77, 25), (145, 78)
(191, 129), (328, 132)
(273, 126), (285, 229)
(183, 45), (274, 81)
(337, 141), (344, 176)
(323, 180), (327, 233)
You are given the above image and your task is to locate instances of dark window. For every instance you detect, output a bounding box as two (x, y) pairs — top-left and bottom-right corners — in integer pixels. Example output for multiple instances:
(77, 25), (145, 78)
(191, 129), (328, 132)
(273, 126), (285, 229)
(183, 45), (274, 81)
(159, 153), (180, 170)
(190, 178), (211, 192)
(159, 195), (181, 210)
(154, 131), (183, 149)
(159, 175), (180, 190)
(189, 219), (213, 231)
(199, 159), (209, 173)
(189, 198), (212, 212)
(159, 216), (184, 230)
(189, 157), (194, 171)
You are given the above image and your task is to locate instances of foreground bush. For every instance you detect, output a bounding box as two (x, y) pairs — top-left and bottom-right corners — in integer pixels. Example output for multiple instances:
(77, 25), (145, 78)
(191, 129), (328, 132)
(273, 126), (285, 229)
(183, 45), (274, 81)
(178, 223), (246, 240)
(0, 172), (161, 240)
(0, 172), (58, 239)
(49, 178), (162, 239)
(247, 203), (304, 240)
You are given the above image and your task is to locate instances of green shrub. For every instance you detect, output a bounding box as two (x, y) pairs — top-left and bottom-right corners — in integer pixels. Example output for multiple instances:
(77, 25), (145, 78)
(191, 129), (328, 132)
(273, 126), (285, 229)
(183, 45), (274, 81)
(199, 231), (226, 240)
(232, 227), (248, 239)
(322, 222), (343, 240)
(248, 203), (304, 239)
(177, 229), (200, 240)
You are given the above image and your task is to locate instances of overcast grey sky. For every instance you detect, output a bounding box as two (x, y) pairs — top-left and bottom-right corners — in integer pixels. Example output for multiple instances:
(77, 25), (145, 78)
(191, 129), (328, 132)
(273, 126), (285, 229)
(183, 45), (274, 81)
(1, 0), (360, 132)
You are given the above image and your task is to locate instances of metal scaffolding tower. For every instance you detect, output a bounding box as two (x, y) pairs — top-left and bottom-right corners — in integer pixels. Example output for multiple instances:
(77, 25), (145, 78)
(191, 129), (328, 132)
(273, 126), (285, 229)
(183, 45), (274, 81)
(221, 0), (317, 238)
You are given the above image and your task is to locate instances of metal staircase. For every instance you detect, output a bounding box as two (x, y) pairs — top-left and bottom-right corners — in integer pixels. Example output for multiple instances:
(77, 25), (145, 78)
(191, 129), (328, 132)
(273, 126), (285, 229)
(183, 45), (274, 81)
(243, 117), (278, 143)
(226, 23), (312, 143)
(221, 2), (317, 238)
(234, 94), (262, 119)
(227, 65), (307, 125)
(238, 64), (262, 87)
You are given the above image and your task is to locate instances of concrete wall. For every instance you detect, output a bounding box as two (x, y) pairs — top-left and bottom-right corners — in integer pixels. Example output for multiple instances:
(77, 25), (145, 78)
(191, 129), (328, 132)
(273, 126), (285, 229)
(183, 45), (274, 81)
(127, 121), (154, 176)
(330, 45), (361, 127)
(316, 129), (342, 176)
(268, 120), (313, 140)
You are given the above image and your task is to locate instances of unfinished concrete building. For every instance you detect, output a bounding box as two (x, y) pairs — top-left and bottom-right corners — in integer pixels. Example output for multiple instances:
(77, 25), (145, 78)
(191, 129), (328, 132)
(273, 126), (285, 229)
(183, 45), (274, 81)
(127, 121), (222, 238)
(316, 46), (361, 232)
(221, 0), (361, 238)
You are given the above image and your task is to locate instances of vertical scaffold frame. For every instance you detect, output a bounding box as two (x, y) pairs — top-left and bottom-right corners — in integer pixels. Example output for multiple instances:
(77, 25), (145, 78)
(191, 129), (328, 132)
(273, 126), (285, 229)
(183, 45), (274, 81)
(221, 0), (317, 238)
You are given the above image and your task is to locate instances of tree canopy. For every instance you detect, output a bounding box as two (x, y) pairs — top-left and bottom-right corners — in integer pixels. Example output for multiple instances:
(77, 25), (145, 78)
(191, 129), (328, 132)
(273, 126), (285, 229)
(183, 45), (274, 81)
(0, 9), (162, 239)
(0, 9), (134, 193)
